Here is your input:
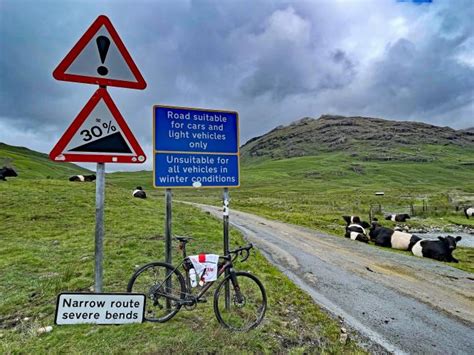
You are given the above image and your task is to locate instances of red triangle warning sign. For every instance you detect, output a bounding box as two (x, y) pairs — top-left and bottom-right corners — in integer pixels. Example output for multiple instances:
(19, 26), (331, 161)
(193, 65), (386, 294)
(50, 88), (146, 163)
(53, 15), (146, 90)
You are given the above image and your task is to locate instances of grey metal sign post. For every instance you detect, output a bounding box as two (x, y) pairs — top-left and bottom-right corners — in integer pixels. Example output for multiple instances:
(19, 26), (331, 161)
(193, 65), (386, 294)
(165, 188), (173, 309)
(94, 162), (106, 293)
(223, 188), (230, 309)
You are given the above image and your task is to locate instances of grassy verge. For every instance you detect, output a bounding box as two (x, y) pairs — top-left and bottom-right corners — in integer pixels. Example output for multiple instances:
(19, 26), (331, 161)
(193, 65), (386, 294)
(1, 179), (364, 353)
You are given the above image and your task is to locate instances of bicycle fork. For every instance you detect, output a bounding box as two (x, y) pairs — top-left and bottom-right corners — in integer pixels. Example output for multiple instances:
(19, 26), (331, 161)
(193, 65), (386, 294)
(228, 268), (244, 305)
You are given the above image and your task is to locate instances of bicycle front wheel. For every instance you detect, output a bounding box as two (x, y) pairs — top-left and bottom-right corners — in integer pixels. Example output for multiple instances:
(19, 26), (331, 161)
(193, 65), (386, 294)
(213, 271), (267, 331)
(127, 262), (186, 322)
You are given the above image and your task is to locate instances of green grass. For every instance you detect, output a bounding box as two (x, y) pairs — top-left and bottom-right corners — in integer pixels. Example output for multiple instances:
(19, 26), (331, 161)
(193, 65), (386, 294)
(2, 140), (473, 352)
(0, 178), (363, 353)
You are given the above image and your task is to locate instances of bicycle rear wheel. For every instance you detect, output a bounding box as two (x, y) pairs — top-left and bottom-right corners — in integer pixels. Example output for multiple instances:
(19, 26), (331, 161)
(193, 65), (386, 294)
(127, 262), (186, 322)
(213, 271), (267, 331)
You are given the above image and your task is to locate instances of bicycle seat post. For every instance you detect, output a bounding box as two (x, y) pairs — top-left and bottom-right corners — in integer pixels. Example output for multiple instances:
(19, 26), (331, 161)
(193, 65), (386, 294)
(175, 236), (192, 258)
(181, 240), (187, 258)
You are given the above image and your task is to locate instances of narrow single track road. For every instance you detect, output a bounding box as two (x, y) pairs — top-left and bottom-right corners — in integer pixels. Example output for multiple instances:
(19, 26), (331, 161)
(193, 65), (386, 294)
(188, 202), (474, 354)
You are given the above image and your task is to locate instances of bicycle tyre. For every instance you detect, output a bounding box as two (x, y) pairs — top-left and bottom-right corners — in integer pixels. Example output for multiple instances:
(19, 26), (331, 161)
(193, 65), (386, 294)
(127, 261), (186, 322)
(213, 271), (267, 331)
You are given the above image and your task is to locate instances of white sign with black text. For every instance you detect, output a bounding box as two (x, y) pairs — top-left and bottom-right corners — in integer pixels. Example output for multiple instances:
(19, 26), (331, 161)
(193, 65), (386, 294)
(55, 293), (145, 325)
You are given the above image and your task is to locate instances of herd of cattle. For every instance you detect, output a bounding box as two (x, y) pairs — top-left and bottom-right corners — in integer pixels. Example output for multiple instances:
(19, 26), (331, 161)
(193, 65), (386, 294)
(1, 167), (473, 262)
(1, 168), (148, 199)
(68, 174), (148, 199)
(343, 215), (463, 263)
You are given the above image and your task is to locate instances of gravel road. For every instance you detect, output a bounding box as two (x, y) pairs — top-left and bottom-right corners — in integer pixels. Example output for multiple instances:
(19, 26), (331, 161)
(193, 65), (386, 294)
(190, 203), (474, 354)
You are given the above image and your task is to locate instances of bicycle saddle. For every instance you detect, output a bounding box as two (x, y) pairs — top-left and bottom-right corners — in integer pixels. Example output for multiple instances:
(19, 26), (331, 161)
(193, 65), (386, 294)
(174, 236), (193, 243)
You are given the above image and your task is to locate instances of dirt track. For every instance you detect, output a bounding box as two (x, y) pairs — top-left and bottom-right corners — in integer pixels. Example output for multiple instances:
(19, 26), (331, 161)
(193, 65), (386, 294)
(189, 202), (474, 354)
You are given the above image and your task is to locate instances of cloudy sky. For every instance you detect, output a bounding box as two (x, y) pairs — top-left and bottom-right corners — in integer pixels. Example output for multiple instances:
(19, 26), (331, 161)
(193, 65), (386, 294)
(1, 0), (473, 171)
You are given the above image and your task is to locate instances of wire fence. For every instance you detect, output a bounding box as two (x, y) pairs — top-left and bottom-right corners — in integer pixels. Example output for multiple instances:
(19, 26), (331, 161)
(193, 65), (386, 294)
(369, 202), (472, 221)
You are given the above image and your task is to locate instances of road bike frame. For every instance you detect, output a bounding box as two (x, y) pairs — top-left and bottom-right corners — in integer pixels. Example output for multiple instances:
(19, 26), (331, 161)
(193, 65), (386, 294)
(160, 238), (246, 306)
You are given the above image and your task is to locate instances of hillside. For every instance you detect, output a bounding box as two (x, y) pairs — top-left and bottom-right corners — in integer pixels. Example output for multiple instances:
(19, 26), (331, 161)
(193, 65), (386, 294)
(0, 143), (89, 179)
(241, 115), (474, 160)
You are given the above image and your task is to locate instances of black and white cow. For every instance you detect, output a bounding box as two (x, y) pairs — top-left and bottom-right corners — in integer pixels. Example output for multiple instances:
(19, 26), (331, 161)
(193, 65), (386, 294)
(385, 213), (411, 222)
(0, 166), (17, 181)
(342, 216), (370, 228)
(464, 207), (473, 219)
(369, 223), (420, 250)
(132, 186), (147, 199)
(69, 174), (96, 182)
(412, 236), (462, 263)
(344, 224), (369, 243)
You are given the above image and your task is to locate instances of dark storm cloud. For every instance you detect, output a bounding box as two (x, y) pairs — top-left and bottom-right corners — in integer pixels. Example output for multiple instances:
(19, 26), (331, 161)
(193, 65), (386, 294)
(0, 0), (473, 170)
(323, 0), (474, 128)
(369, 36), (473, 118)
(238, 7), (357, 99)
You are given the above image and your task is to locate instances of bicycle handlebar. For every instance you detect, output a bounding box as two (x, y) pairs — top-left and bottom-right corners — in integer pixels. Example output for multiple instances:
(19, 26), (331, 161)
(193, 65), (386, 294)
(227, 243), (253, 262)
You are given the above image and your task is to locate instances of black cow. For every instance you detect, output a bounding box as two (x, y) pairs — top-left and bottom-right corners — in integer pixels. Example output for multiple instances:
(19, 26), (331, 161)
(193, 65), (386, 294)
(385, 213), (411, 222)
(132, 186), (147, 199)
(69, 174), (96, 182)
(342, 215), (370, 228)
(369, 223), (420, 250)
(0, 166), (17, 181)
(464, 207), (473, 219)
(344, 223), (369, 243)
(412, 236), (462, 263)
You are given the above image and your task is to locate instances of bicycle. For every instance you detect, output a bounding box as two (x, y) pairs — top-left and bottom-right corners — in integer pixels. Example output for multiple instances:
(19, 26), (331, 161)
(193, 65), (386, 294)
(127, 236), (267, 331)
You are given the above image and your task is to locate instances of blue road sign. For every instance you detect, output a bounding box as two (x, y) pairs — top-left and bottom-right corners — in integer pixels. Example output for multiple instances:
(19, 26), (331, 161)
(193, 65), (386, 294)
(153, 105), (240, 188)
(154, 152), (239, 188)
(154, 106), (238, 153)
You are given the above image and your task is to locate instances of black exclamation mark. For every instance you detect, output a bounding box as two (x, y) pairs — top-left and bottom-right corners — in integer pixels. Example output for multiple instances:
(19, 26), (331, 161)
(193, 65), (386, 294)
(96, 36), (110, 76)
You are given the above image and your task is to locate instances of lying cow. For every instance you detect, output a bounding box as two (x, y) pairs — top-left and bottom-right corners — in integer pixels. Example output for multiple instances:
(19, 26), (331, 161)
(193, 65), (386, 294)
(345, 223), (369, 243)
(132, 186), (147, 199)
(0, 166), (17, 181)
(464, 207), (473, 219)
(385, 213), (411, 222)
(342, 215), (370, 228)
(369, 223), (420, 250)
(69, 174), (96, 182)
(412, 236), (462, 263)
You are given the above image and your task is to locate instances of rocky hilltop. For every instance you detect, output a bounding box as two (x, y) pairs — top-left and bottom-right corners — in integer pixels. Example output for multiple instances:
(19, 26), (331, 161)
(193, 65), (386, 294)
(241, 115), (474, 160)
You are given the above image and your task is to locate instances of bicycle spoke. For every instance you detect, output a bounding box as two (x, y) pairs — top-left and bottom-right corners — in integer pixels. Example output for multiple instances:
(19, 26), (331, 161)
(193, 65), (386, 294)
(214, 272), (266, 331)
(127, 262), (186, 322)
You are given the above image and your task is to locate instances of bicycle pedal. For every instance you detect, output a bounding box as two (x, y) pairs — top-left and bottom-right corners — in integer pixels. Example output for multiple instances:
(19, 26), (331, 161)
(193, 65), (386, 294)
(197, 298), (207, 303)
